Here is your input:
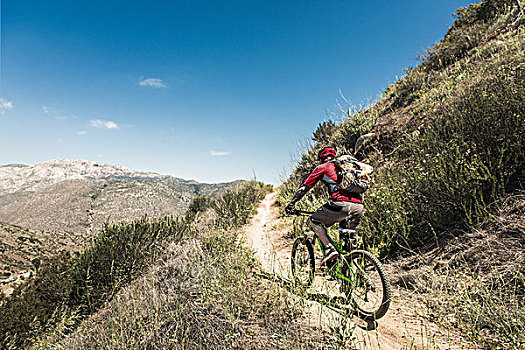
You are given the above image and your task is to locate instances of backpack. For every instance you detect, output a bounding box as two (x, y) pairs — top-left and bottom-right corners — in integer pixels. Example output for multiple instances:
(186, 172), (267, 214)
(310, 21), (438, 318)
(333, 155), (373, 193)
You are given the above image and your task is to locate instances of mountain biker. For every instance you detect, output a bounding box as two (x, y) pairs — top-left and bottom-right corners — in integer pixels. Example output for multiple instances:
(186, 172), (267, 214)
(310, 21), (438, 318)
(285, 146), (364, 265)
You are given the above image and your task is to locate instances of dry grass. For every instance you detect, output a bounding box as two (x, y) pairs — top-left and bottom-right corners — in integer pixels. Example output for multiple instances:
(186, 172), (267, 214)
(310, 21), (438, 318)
(34, 230), (335, 350)
(390, 193), (525, 349)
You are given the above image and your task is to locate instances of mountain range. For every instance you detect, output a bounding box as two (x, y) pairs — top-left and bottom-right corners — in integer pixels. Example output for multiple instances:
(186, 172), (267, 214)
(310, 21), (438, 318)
(0, 159), (241, 234)
(0, 159), (241, 289)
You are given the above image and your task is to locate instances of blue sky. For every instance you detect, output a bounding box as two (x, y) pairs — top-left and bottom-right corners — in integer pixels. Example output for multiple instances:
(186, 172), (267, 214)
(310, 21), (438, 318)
(0, 0), (476, 184)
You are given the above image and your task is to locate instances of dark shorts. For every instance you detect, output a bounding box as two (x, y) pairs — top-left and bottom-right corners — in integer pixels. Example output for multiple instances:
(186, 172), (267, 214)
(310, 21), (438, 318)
(311, 200), (363, 230)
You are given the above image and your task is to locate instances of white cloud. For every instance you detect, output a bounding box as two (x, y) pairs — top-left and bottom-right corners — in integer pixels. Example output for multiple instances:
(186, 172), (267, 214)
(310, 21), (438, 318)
(0, 99), (13, 114)
(139, 78), (167, 88)
(210, 150), (231, 156)
(97, 154), (104, 158)
(89, 119), (119, 130)
(43, 105), (49, 113)
(77, 130), (88, 135)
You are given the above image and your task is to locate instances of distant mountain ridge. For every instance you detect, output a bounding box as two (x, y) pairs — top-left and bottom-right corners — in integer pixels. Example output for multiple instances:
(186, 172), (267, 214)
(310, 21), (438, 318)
(1, 159), (185, 194)
(0, 159), (242, 234)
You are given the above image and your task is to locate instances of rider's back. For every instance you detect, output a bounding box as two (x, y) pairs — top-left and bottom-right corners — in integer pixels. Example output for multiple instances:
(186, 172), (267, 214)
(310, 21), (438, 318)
(303, 162), (363, 203)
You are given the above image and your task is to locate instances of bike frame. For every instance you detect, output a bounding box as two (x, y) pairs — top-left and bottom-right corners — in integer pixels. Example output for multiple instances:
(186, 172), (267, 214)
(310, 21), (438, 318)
(294, 210), (359, 285)
(290, 209), (391, 320)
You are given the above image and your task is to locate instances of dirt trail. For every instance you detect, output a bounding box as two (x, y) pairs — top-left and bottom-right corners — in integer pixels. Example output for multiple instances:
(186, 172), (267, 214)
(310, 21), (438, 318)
(243, 192), (478, 350)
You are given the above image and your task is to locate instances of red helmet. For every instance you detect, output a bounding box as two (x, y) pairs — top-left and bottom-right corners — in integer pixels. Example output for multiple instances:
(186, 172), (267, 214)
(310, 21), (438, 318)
(317, 146), (336, 161)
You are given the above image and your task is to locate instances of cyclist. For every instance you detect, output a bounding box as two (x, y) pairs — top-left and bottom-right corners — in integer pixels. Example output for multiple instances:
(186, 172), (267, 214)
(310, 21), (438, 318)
(285, 146), (364, 265)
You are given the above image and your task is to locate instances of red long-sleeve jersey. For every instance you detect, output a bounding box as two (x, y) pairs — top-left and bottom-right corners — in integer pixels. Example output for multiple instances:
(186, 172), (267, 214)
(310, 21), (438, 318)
(303, 162), (363, 204)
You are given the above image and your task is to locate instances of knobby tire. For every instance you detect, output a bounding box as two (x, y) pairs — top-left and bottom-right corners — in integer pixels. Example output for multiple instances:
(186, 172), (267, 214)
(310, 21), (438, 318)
(291, 237), (315, 288)
(343, 250), (391, 321)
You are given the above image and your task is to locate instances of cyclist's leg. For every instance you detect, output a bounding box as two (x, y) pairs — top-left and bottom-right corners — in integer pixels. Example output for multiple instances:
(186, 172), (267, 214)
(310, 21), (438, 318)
(338, 203), (364, 274)
(310, 217), (330, 248)
(339, 202), (363, 231)
(310, 201), (349, 248)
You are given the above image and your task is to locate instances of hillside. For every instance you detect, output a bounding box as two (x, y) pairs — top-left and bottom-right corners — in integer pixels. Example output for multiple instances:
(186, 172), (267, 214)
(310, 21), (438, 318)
(0, 159), (241, 234)
(1, 182), (330, 350)
(0, 222), (85, 295)
(0, 159), (242, 296)
(0, 1), (523, 349)
(279, 0), (524, 347)
(281, 0), (524, 258)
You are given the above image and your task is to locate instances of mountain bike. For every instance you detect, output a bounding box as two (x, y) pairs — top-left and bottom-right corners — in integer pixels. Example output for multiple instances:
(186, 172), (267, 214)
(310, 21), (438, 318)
(290, 210), (391, 321)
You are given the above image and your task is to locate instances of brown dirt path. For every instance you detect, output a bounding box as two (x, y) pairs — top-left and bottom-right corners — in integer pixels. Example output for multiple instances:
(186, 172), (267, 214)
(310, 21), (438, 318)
(242, 192), (479, 350)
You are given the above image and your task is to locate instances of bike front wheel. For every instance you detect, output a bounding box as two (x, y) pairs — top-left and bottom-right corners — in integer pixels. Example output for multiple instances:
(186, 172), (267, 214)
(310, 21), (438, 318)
(341, 250), (391, 321)
(291, 237), (315, 288)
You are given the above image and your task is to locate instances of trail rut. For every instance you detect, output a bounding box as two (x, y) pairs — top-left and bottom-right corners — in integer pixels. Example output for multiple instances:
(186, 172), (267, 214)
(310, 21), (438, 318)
(242, 192), (478, 350)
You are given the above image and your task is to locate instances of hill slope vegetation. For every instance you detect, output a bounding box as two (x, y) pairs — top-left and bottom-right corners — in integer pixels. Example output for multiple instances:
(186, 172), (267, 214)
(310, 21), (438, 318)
(1, 182), (333, 350)
(279, 0), (524, 347)
(0, 1), (523, 349)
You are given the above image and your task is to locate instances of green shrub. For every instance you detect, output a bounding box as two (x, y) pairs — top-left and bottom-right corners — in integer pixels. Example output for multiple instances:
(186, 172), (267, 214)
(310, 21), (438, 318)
(359, 167), (410, 256)
(48, 231), (328, 350)
(213, 181), (271, 229)
(399, 65), (525, 243)
(0, 216), (187, 349)
(185, 195), (213, 221)
(69, 216), (187, 312)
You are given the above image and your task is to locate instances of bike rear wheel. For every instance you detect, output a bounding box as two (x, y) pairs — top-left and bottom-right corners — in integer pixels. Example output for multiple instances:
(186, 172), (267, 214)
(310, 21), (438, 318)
(291, 237), (315, 288)
(341, 250), (391, 321)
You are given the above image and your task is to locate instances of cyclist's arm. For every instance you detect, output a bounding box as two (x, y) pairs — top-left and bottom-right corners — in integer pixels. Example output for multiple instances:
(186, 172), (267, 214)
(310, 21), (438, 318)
(303, 164), (325, 188)
(287, 165), (324, 211)
(288, 185), (310, 207)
